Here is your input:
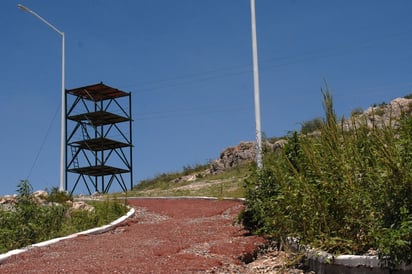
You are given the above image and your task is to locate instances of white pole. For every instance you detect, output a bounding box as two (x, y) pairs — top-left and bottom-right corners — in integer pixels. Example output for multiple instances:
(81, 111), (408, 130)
(18, 4), (66, 191)
(60, 33), (66, 191)
(250, 0), (263, 169)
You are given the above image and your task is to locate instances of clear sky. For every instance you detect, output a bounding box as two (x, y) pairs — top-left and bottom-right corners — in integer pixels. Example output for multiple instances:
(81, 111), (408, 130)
(1, 1), (411, 195)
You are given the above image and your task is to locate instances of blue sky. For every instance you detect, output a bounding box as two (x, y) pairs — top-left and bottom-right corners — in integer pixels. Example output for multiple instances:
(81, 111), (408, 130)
(1, 1), (412, 195)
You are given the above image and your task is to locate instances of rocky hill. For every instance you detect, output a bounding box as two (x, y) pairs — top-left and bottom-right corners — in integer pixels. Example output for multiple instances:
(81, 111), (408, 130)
(344, 97), (412, 130)
(210, 97), (412, 174)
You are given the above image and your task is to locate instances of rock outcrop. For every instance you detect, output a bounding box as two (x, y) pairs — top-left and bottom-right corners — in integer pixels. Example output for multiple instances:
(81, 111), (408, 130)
(210, 142), (255, 173)
(0, 195), (17, 211)
(209, 139), (287, 174)
(33, 190), (48, 205)
(344, 97), (412, 130)
(209, 97), (412, 174)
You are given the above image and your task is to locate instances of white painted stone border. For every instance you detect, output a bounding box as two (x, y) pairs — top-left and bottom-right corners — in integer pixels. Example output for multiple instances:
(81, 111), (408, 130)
(287, 237), (412, 272)
(0, 206), (135, 264)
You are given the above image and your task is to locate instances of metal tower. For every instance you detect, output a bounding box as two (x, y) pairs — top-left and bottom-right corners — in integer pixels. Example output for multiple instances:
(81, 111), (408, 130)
(65, 82), (133, 194)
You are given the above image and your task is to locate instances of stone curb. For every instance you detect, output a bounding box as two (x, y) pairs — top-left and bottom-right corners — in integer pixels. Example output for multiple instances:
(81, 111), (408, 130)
(0, 206), (135, 264)
(287, 237), (412, 273)
(308, 252), (412, 273)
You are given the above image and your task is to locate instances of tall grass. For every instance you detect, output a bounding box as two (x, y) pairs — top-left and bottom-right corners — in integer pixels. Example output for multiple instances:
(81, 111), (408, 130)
(240, 88), (412, 268)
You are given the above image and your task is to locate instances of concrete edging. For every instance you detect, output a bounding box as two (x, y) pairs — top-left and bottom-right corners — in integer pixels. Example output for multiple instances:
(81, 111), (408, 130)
(0, 206), (135, 264)
(288, 237), (412, 273)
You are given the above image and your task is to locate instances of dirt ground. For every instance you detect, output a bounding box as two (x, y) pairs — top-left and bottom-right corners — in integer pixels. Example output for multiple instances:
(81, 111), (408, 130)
(0, 198), (281, 273)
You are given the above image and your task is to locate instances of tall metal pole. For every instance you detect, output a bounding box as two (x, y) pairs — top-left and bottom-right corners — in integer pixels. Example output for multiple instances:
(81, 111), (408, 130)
(60, 33), (66, 192)
(250, 0), (263, 169)
(17, 4), (66, 191)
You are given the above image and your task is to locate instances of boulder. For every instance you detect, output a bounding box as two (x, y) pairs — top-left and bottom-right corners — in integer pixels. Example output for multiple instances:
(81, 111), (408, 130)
(210, 141), (255, 174)
(71, 201), (94, 212)
(33, 190), (48, 205)
(0, 195), (17, 211)
(267, 139), (288, 152)
(209, 139), (288, 174)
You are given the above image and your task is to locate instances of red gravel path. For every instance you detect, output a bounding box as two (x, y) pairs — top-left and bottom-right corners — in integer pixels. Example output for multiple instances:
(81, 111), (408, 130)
(0, 198), (265, 273)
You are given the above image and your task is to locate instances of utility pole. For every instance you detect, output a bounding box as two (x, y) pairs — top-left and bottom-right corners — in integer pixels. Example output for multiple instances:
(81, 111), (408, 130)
(250, 0), (263, 169)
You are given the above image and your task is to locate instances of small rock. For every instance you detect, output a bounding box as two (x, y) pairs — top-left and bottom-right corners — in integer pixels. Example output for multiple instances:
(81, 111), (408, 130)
(71, 201), (94, 212)
(33, 190), (48, 205)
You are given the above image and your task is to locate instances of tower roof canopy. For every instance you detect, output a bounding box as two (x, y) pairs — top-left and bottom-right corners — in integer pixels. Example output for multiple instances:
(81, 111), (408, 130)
(66, 82), (129, 101)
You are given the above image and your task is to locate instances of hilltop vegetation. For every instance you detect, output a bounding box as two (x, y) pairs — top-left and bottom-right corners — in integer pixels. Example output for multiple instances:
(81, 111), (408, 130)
(130, 163), (251, 198)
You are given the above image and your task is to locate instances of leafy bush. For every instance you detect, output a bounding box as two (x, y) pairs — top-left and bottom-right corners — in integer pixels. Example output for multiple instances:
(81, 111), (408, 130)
(240, 169), (281, 235)
(0, 182), (128, 254)
(350, 107), (363, 117)
(240, 87), (412, 268)
(404, 93), (412, 99)
(377, 207), (412, 269)
(88, 198), (128, 226)
(46, 187), (73, 203)
(300, 117), (324, 134)
(63, 210), (98, 233)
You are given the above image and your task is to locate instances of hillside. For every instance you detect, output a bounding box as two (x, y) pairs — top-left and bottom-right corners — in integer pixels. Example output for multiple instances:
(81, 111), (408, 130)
(130, 96), (412, 198)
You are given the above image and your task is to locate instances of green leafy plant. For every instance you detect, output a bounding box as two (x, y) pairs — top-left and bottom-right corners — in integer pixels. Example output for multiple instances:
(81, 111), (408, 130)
(46, 187), (73, 204)
(300, 117), (324, 134)
(403, 93), (412, 99)
(350, 107), (363, 117)
(378, 208), (412, 269)
(240, 86), (412, 269)
(0, 181), (128, 254)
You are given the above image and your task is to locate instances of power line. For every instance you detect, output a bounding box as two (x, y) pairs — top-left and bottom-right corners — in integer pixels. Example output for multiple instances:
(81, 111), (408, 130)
(120, 26), (412, 95)
(26, 105), (60, 180)
(136, 105), (249, 121)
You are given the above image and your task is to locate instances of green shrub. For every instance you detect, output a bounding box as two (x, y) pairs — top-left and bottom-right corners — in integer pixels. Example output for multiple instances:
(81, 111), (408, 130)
(64, 210), (98, 233)
(89, 198), (128, 226)
(377, 207), (412, 268)
(403, 93), (412, 99)
(240, 168), (281, 235)
(46, 187), (72, 204)
(351, 107), (363, 117)
(0, 181), (67, 252)
(0, 182), (128, 253)
(301, 117), (324, 134)
(240, 87), (412, 268)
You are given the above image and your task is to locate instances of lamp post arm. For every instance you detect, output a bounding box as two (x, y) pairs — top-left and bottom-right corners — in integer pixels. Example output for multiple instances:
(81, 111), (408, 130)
(17, 4), (64, 36)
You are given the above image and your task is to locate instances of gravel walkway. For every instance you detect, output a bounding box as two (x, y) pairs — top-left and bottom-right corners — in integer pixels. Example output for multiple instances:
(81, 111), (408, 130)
(0, 198), (266, 273)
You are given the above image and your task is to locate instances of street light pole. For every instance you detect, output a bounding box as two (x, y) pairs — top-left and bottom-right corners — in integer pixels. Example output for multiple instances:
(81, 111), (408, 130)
(250, 0), (263, 169)
(18, 4), (66, 191)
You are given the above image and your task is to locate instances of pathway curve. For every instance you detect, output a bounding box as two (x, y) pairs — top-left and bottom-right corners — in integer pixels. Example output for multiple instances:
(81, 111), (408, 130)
(0, 198), (265, 273)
